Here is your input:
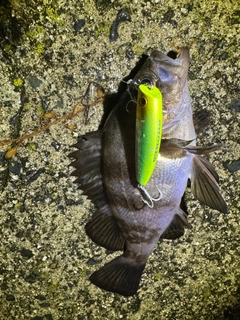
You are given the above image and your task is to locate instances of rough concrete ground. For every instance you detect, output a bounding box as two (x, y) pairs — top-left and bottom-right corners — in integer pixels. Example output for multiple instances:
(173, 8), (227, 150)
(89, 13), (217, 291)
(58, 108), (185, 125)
(0, 0), (239, 319)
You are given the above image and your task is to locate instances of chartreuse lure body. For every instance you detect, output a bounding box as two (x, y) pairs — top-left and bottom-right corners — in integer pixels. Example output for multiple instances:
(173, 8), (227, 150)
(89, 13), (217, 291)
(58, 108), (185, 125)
(135, 83), (163, 187)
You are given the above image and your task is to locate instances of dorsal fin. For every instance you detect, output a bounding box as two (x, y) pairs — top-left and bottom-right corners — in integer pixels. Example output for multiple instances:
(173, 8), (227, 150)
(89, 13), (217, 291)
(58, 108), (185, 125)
(69, 130), (124, 250)
(69, 130), (107, 210)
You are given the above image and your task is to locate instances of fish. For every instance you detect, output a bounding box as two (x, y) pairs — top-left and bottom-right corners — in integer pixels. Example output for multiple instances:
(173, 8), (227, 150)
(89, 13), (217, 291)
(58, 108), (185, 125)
(69, 47), (228, 296)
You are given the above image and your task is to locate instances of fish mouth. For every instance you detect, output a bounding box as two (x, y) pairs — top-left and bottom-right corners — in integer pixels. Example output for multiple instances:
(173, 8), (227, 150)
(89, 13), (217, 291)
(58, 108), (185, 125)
(167, 50), (180, 59)
(143, 47), (190, 128)
(150, 47), (189, 84)
(128, 47), (189, 119)
(132, 47), (189, 88)
(153, 47), (189, 61)
(150, 47), (187, 67)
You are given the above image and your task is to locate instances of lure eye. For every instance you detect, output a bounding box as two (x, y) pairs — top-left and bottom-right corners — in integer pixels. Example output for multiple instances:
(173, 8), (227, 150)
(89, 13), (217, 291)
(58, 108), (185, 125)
(140, 97), (147, 107)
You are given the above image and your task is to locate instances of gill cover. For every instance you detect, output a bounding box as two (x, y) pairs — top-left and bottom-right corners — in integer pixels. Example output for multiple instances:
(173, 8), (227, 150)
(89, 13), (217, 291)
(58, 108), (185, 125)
(135, 83), (163, 186)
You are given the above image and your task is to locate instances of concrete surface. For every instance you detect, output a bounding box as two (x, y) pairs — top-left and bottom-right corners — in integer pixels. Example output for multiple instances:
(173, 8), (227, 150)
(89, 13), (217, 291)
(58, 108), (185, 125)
(0, 0), (239, 319)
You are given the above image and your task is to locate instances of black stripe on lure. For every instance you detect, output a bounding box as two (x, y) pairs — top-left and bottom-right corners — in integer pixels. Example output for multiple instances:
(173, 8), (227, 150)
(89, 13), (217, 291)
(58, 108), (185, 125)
(136, 83), (163, 208)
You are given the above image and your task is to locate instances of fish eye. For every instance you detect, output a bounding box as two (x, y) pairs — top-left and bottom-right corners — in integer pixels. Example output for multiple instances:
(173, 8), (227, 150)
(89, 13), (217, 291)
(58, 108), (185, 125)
(140, 78), (152, 85)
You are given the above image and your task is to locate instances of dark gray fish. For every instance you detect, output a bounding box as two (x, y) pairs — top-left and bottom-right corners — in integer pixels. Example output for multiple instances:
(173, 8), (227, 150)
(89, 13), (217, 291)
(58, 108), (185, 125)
(69, 47), (227, 296)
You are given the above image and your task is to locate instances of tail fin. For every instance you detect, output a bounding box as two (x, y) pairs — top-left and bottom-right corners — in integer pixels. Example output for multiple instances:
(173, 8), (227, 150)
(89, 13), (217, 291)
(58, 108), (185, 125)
(90, 256), (145, 296)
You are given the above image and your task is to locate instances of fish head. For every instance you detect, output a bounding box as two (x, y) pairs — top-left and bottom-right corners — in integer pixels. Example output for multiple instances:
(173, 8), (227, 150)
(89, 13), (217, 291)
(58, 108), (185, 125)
(149, 48), (189, 105)
(132, 47), (192, 135)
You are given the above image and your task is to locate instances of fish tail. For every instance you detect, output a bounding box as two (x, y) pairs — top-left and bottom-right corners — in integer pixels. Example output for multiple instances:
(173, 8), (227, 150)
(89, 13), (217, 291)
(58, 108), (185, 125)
(89, 256), (145, 296)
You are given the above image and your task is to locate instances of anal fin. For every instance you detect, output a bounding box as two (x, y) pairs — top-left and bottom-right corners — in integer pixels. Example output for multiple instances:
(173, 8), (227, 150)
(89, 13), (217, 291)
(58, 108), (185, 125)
(160, 209), (191, 240)
(86, 211), (125, 251)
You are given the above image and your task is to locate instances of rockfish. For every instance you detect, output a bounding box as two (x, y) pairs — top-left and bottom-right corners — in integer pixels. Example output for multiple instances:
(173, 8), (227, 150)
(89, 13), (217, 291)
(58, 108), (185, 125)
(69, 47), (227, 296)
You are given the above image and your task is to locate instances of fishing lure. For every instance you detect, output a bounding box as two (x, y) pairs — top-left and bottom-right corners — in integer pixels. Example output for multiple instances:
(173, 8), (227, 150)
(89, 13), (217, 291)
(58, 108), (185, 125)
(135, 83), (163, 187)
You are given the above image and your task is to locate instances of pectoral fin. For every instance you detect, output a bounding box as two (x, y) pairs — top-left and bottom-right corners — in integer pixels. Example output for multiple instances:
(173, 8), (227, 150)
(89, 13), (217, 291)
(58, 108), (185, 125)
(161, 139), (227, 214)
(190, 155), (228, 214)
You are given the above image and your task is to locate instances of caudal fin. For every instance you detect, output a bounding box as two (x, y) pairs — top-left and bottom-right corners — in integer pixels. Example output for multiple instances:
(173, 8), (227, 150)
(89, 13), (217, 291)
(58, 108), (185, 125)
(90, 256), (145, 296)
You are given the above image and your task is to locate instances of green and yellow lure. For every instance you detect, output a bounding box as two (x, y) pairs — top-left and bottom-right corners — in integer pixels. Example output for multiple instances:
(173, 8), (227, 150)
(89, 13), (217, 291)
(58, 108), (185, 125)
(135, 83), (163, 186)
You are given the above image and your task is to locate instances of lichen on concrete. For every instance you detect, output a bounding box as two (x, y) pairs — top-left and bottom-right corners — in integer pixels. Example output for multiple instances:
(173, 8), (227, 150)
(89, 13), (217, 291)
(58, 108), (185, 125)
(0, 0), (239, 319)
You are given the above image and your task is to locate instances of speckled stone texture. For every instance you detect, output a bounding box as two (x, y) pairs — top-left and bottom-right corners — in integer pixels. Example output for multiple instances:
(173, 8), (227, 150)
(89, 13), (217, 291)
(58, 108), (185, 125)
(0, 0), (239, 319)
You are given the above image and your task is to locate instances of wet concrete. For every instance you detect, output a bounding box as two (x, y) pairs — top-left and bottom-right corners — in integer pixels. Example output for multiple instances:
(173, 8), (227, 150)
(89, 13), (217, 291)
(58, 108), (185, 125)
(0, 0), (239, 319)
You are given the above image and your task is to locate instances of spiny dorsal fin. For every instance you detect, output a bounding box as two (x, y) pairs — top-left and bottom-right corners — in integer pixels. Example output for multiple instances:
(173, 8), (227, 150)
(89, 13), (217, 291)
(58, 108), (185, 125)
(69, 130), (107, 211)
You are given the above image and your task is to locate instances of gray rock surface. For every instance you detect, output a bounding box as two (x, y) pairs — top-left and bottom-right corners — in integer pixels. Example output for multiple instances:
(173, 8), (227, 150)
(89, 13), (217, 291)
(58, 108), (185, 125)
(0, 0), (239, 319)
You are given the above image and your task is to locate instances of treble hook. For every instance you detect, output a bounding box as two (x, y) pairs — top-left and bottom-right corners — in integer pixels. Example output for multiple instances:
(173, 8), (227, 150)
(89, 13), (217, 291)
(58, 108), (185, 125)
(138, 184), (162, 208)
